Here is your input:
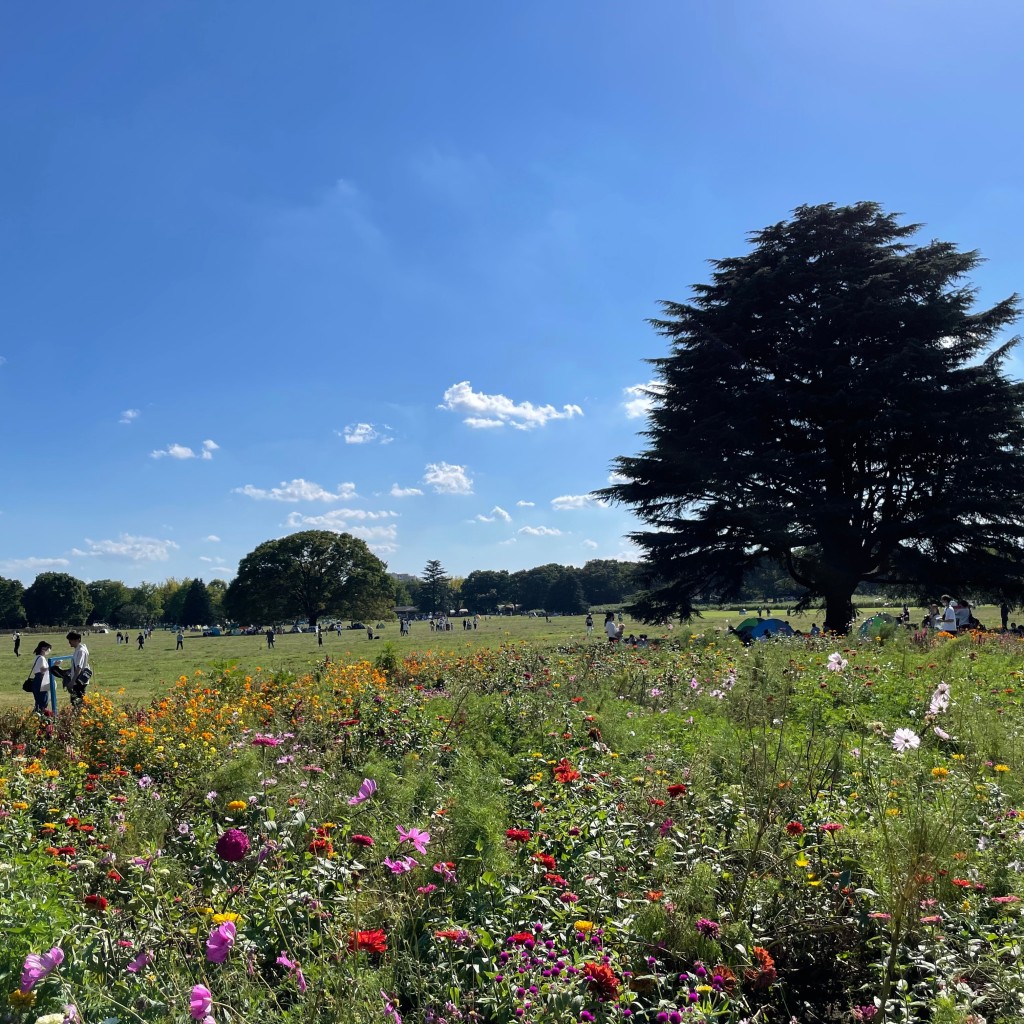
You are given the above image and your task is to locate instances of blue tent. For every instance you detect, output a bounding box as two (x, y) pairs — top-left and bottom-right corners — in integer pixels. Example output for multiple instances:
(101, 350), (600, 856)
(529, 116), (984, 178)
(733, 617), (794, 642)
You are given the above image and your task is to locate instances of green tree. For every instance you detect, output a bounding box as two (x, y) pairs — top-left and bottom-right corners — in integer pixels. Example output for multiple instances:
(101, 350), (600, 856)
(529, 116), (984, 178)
(420, 560), (450, 616)
(0, 576), (27, 628)
(512, 563), (565, 611)
(207, 578), (228, 623)
(601, 202), (1024, 634)
(225, 530), (392, 628)
(23, 572), (92, 626)
(129, 583), (164, 624)
(181, 578), (214, 626)
(87, 579), (132, 624)
(578, 559), (641, 606)
(545, 569), (588, 615)
(461, 569), (512, 613)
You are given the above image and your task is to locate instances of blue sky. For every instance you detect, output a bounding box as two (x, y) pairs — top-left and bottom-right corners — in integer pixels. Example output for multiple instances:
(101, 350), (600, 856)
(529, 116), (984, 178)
(3, 0), (1024, 586)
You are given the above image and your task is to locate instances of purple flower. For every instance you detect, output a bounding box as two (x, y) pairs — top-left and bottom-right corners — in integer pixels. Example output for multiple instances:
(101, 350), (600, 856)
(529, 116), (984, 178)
(126, 951), (154, 974)
(190, 984), (212, 1020)
(137, 775), (153, 789)
(20, 947), (64, 993)
(277, 953), (307, 994)
(206, 921), (236, 963)
(215, 829), (250, 862)
(397, 825), (431, 854)
(383, 855), (419, 875)
(382, 989), (402, 1024)
(348, 778), (377, 806)
(695, 918), (720, 939)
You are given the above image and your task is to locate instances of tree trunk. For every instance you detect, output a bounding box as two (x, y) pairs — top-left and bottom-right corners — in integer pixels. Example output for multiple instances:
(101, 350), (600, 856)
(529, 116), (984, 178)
(823, 587), (855, 635)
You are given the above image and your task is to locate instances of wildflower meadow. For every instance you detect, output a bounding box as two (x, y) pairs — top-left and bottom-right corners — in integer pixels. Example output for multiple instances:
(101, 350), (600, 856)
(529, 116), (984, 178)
(2, 631), (1024, 1024)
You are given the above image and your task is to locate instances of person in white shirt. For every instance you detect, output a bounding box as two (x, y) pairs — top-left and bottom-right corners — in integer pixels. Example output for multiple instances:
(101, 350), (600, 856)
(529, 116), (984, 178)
(54, 631), (91, 706)
(604, 612), (619, 641)
(28, 640), (53, 714)
(940, 595), (958, 634)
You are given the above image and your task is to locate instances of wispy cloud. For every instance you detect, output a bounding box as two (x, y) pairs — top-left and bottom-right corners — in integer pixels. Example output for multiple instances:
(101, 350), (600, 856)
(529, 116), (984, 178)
(390, 483), (424, 497)
(440, 381), (583, 431)
(422, 462), (473, 495)
(518, 526), (563, 536)
(205, 535), (221, 543)
(0, 556), (70, 573)
(623, 381), (665, 420)
(199, 556), (214, 563)
(72, 534), (180, 562)
(551, 494), (609, 511)
(151, 439), (219, 460)
(477, 506), (512, 523)
(516, 500), (535, 507)
(234, 479), (358, 503)
(339, 422), (394, 445)
(119, 409), (140, 425)
(607, 471), (630, 485)
(284, 509), (397, 530)
(582, 539), (599, 549)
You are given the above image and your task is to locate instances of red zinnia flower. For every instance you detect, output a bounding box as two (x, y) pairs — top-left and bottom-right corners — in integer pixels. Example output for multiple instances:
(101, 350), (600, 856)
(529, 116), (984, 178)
(745, 946), (777, 990)
(785, 821), (805, 836)
(85, 894), (108, 913)
(544, 873), (567, 887)
(350, 834), (374, 847)
(348, 929), (387, 955)
(308, 838), (334, 857)
(582, 961), (620, 999)
(553, 759), (581, 784)
(667, 784), (687, 798)
(646, 890), (664, 901)
(107, 870), (123, 882)
(506, 829), (531, 842)
(533, 853), (556, 870)
(508, 932), (535, 946)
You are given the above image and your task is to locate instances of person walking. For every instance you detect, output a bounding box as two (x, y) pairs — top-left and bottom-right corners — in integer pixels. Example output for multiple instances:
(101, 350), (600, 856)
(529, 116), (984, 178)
(266, 627), (275, 649)
(137, 632), (145, 650)
(13, 631), (21, 657)
(53, 631), (91, 706)
(176, 630), (184, 650)
(27, 640), (53, 714)
(585, 613), (594, 636)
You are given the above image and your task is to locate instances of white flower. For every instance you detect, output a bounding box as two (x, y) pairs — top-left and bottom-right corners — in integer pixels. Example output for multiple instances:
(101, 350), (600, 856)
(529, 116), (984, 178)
(934, 726), (951, 741)
(892, 727), (921, 753)
(827, 652), (848, 672)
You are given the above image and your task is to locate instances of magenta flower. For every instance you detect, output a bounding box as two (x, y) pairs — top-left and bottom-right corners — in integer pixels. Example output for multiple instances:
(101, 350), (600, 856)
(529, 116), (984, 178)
(206, 921), (236, 963)
(383, 855), (419, 875)
(252, 734), (281, 747)
(348, 778), (377, 806)
(215, 828), (250, 862)
(126, 951), (154, 974)
(276, 953), (307, 994)
(20, 947), (64, 993)
(397, 826), (431, 854)
(190, 984), (213, 1020)
(695, 918), (720, 939)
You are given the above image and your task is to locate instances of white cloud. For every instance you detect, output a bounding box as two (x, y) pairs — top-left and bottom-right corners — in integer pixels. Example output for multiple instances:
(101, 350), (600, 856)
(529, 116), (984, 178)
(390, 483), (424, 498)
(551, 494), (609, 511)
(151, 443), (199, 460)
(72, 534), (180, 563)
(199, 556), (214, 563)
(340, 422), (394, 445)
(498, 537), (517, 546)
(205, 535), (221, 543)
(422, 462), (473, 495)
(516, 500), (535, 507)
(440, 381), (583, 431)
(210, 567), (234, 576)
(234, 478), (358, 503)
(285, 509), (397, 531)
(0, 556), (70, 573)
(119, 409), (140, 425)
(582, 539), (599, 549)
(477, 505), (512, 523)
(607, 471), (630, 485)
(623, 381), (665, 420)
(518, 526), (563, 536)
(201, 439), (219, 460)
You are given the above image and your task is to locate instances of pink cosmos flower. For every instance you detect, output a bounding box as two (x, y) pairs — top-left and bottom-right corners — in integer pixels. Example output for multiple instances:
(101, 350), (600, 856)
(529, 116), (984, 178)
(206, 921), (236, 963)
(397, 826), (431, 854)
(827, 652), (848, 672)
(126, 951), (154, 974)
(891, 728), (921, 753)
(21, 947), (64, 993)
(383, 855), (419, 875)
(190, 984), (213, 1020)
(348, 778), (377, 805)
(276, 953), (308, 994)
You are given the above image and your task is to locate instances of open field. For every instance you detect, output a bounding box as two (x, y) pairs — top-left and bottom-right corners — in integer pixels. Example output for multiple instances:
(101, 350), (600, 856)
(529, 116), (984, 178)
(1, 605), (1009, 709)
(2, 627), (1024, 1022)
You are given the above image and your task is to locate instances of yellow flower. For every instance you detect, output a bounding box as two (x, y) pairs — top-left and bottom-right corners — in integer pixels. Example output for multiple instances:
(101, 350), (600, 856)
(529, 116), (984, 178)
(11, 802), (27, 811)
(951, 754), (966, 761)
(212, 912), (241, 924)
(9, 989), (35, 1007)
(574, 921), (594, 932)
(226, 801), (247, 812)
(886, 807), (901, 817)
(795, 855), (809, 868)
(45, 769), (60, 778)
(931, 767), (949, 779)
(995, 764), (1010, 773)
(695, 984), (712, 994)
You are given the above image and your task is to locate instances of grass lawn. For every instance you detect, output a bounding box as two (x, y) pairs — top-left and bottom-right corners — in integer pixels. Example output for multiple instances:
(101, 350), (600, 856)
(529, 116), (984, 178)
(0, 604), (1007, 710)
